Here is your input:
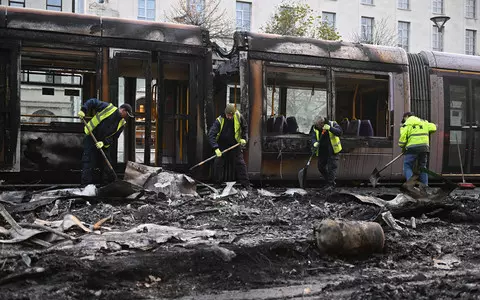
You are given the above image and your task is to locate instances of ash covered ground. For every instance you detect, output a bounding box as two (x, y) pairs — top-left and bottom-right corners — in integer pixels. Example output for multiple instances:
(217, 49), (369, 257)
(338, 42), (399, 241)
(0, 183), (480, 300)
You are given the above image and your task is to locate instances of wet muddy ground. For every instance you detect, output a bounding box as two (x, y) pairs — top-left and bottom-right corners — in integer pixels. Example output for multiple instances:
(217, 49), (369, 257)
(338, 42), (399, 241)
(1, 185), (480, 299)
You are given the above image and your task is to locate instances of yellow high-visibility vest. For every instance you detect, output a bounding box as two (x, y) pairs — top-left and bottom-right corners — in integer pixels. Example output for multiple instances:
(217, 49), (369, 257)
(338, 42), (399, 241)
(216, 111), (242, 143)
(83, 103), (126, 148)
(313, 121), (342, 155)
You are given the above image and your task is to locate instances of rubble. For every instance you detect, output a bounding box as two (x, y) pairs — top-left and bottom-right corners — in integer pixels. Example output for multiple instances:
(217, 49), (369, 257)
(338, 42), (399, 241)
(0, 171), (479, 299)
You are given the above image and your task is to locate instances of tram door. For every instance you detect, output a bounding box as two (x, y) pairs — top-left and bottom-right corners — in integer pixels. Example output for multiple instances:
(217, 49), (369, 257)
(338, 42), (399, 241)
(443, 77), (480, 174)
(0, 46), (20, 171)
(112, 51), (200, 170)
(111, 51), (155, 166)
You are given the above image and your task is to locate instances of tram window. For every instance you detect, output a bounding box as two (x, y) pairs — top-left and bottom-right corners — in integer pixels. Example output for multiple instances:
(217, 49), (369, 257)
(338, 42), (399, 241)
(334, 72), (389, 137)
(265, 67), (327, 134)
(20, 70), (83, 125)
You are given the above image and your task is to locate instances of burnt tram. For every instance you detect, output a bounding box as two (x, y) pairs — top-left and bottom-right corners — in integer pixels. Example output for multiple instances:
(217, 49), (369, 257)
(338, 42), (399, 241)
(0, 7), (212, 184)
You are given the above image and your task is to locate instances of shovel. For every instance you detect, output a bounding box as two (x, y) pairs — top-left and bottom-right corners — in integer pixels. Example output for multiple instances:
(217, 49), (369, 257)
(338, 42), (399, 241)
(189, 143), (241, 171)
(299, 129), (325, 188)
(369, 152), (404, 187)
(298, 151), (314, 189)
(80, 117), (142, 197)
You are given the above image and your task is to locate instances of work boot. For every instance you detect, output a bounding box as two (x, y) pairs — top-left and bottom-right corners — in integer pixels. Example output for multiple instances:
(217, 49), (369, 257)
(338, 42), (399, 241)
(323, 185), (335, 193)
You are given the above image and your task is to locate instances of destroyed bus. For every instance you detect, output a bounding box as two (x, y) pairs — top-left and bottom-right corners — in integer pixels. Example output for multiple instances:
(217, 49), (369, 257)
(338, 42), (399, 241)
(213, 32), (480, 183)
(0, 7), (212, 183)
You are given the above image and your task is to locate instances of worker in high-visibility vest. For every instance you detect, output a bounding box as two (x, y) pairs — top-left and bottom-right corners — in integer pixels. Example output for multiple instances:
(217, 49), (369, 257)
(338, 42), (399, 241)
(77, 98), (134, 186)
(399, 112), (437, 185)
(207, 104), (250, 189)
(311, 116), (343, 191)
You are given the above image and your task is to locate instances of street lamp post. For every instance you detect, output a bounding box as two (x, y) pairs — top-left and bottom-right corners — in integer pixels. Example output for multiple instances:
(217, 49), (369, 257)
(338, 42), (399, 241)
(430, 16), (450, 52)
(430, 16), (450, 33)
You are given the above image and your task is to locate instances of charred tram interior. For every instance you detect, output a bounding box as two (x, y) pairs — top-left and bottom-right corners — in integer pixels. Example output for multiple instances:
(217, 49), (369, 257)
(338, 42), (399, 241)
(2, 8), (480, 184)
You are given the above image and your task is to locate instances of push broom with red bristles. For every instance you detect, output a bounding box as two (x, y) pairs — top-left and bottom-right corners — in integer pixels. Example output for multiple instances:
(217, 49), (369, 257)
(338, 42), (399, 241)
(456, 135), (476, 189)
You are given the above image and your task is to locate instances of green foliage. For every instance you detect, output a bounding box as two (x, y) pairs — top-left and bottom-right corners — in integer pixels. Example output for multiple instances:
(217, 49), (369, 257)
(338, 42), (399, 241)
(262, 1), (341, 41)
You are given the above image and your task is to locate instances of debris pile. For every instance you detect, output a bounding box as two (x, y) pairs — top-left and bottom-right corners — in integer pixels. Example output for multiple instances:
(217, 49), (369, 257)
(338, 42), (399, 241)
(0, 166), (479, 299)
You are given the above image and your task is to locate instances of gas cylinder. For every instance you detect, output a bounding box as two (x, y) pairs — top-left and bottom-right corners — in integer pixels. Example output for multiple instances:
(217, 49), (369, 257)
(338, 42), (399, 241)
(314, 219), (385, 256)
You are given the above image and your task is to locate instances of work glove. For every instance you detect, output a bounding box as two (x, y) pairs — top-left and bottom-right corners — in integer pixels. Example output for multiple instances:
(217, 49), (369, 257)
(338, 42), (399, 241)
(322, 124), (330, 131)
(78, 111), (85, 119)
(95, 141), (104, 149)
(215, 148), (222, 157)
(240, 139), (247, 146)
(313, 142), (319, 148)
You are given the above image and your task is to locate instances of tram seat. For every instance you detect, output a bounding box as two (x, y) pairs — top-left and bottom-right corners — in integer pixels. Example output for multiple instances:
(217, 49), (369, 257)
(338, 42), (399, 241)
(345, 119), (361, 136)
(359, 119), (374, 137)
(286, 116), (299, 133)
(273, 115), (288, 133)
(339, 118), (350, 134)
(266, 116), (276, 133)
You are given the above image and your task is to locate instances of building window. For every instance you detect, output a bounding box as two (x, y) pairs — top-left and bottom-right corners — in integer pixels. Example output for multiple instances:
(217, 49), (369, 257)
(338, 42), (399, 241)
(322, 12), (336, 29)
(432, 25), (444, 51)
(47, 0), (62, 11)
(466, 30), (476, 55)
(8, 0), (25, 7)
(188, 0), (205, 13)
(138, 0), (155, 21)
(76, 0), (85, 13)
(236, 1), (252, 31)
(433, 0), (444, 14)
(361, 17), (374, 42)
(361, 0), (373, 4)
(398, 0), (409, 9)
(398, 21), (410, 51)
(466, 0), (476, 18)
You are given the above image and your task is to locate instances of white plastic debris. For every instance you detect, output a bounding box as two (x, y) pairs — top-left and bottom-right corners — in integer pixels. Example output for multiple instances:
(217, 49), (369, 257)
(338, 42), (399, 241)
(283, 188), (307, 196)
(257, 189), (279, 197)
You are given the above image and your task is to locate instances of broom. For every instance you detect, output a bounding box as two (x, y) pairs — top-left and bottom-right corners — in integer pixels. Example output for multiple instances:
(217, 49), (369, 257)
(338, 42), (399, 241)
(455, 134), (475, 189)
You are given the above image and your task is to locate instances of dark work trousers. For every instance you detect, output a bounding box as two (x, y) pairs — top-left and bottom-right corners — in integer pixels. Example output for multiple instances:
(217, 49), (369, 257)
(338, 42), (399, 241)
(213, 148), (249, 185)
(81, 135), (115, 186)
(317, 154), (339, 187)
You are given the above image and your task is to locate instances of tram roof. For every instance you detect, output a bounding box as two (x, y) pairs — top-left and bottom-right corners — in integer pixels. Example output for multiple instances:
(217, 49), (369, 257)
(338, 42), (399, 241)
(233, 31), (409, 67)
(0, 7), (208, 47)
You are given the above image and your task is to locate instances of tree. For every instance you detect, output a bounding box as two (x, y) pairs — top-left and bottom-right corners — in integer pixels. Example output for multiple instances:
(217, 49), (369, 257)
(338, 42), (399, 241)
(351, 17), (397, 46)
(262, 1), (341, 41)
(167, 0), (234, 42)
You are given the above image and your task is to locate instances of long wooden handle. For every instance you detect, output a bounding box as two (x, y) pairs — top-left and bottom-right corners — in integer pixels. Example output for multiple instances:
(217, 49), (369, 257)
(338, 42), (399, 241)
(377, 152), (404, 173)
(80, 117), (117, 179)
(189, 143), (241, 171)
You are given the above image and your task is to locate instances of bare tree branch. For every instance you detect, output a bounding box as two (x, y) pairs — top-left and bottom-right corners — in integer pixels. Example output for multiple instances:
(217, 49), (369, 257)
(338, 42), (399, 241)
(167, 0), (235, 43)
(351, 17), (397, 46)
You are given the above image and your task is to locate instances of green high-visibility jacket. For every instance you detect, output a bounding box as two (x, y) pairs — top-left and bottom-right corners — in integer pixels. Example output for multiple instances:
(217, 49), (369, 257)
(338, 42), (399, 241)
(398, 116), (437, 153)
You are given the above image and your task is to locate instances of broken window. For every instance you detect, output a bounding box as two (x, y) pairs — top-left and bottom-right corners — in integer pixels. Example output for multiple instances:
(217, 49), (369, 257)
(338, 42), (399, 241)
(265, 67), (327, 135)
(334, 72), (390, 138)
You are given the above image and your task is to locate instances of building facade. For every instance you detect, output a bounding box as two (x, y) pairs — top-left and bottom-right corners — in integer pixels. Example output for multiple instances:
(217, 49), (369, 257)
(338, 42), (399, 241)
(2, 0), (479, 55)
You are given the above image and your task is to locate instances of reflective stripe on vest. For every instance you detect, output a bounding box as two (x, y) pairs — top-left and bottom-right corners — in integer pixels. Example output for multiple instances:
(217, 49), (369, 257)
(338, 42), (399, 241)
(313, 121), (342, 155)
(216, 111), (242, 143)
(84, 103), (117, 135)
(103, 118), (126, 148)
(398, 122), (433, 150)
